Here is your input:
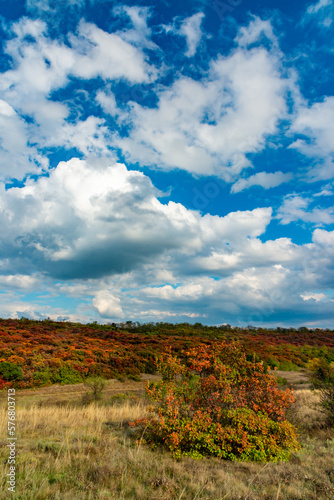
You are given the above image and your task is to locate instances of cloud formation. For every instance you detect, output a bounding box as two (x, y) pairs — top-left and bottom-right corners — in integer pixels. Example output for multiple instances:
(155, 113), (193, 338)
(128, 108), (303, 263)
(0, 4), (333, 326)
(115, 28), (288, 180)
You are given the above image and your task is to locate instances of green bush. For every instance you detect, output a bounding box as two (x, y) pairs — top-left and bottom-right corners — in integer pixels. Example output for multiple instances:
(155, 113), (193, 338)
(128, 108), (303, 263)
(127, 373), (141, 381)
(82, 376), (106, 405)
(51, 365), (82, 385)
(33, 369), (52, 385)
(278, 360), (299, 371)
(0, 362), (23, 381)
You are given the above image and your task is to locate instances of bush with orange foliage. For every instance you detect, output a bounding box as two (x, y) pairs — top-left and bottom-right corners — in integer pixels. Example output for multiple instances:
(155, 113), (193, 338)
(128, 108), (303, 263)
(131, 343), (300, 461)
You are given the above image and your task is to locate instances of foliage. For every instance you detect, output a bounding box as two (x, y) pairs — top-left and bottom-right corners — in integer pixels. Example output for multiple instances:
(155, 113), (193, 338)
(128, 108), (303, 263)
(308, 358), (334, 387)
(131, 343), (300, 461)
(0, 361), (23, 381)
(308, 358), (334, 426)
(82, 376), (106, 404)
(51, 364), (83, 385)
(33, 369), (52, 386)
(0, 318), (333, 388)
(319, 384), (334, 426)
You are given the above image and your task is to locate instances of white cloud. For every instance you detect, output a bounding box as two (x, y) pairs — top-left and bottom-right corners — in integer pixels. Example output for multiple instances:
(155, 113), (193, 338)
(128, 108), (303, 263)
(277, 194), (334, 225)
(290, 96), (334, 180)
(0, 274), (40, 290)
(0, 158), (199, 279)
(301, 292), (327, 302)
(236, 16), (278, 47)
(113, 5), (159, 50)
(1, 154), (333, 324)
(231, 171), (292, 193)
(96, 90), (119, 116)
(312, 228), (334, 246)
(180, 12), (205, 57)
(307, 0), (332, 14)
(71, 21), (156, 83)
(0, 98), (45, 180)
(116, 22), (288, 180)
(93, 290), (124, 318)
(0, 17), (156, 179)
(303, 0), (333, 29)
(26, 0), (85, 17)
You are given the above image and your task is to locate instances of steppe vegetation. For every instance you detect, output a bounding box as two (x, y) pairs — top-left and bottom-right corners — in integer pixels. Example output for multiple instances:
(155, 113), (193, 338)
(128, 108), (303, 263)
(1, 319), (334, 498)
(0, 373), (334, 499)
(0, 318), (333, 390)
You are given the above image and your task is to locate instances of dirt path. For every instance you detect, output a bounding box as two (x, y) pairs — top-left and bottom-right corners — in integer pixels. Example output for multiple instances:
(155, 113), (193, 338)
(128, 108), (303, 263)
(274, 369), (312, 390)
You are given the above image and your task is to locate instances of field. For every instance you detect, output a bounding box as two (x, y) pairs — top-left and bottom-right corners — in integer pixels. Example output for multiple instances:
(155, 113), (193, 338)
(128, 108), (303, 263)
(1, 371), (334, 500)
(1, 319), (334, 498)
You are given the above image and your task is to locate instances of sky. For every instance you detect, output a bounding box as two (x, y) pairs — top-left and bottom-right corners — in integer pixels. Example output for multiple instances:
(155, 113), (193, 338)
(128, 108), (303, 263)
(0, 0), (333, 328)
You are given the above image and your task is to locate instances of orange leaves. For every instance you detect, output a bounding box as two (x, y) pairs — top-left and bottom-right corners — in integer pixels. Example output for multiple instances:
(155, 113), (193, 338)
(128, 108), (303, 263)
(130, 343), (300, 461)
(0, 318), (332, 390)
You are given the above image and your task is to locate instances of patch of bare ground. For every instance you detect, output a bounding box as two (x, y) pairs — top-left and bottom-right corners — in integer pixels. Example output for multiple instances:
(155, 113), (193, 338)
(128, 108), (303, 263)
(274, 369), (311, 390)
(1, 378), (334, 499)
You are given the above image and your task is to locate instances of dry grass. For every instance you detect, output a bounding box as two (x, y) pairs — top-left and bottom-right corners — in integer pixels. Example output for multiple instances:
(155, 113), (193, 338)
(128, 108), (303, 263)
(287, 389), (326, 431)
(1, 381), (334, 499)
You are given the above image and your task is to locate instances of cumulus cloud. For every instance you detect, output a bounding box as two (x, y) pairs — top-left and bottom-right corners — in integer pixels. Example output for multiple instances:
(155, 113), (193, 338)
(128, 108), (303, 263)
(0, 158), (197, 279)
(290, 96), (334, 180)
(313, 228), (334, 246)
(0, 16), (156, 179)
(277, 194), (334, 225)
(116, 21), (288, 180)
(301, 292), (327, 302)
(0, 99), (45, 179)
(93, 290), (124, 318)
(0, 158), (279, 281)
(1, 153), (332, 325)
(231, 171), (292, 193)
(236, 16), (278, 47)
(162, 12), (205, 58)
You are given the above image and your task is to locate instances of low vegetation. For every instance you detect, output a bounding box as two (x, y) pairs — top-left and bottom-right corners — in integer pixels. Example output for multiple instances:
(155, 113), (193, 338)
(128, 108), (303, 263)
(0, 368), (334, 499)
(131, 344), (299, 461)
(0, 318), (334, 389)
(1, 320), (334, 498)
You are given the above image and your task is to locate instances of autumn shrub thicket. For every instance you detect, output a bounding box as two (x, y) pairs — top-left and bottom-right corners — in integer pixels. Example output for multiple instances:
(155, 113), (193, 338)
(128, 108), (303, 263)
(131, 343), (300, 461)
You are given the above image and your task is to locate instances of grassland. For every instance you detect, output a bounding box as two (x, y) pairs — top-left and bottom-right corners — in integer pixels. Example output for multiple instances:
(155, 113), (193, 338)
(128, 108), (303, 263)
(1, 371), (334, 499)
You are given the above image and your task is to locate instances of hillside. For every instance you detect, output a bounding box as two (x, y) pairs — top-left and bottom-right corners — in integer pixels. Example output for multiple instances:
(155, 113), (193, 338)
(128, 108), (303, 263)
(0, 318), (333, 389)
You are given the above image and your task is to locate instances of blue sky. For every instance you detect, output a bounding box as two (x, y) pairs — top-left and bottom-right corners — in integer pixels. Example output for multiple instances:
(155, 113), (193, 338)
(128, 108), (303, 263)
(0, 0), (333, 327)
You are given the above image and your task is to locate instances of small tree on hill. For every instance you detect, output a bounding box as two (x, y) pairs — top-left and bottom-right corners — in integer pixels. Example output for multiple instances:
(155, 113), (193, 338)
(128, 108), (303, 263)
(131, 343), (300, 461)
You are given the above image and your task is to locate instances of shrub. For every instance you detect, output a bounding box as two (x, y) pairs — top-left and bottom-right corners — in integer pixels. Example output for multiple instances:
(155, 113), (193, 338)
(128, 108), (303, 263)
(51, 364), (82, 385)
(308, 358), (334, 387)
(82, 376), (106, 404)
(309, 359), (334, 426)
(127, 373), (141, 382)
(0, 361), (23, 381)
(33, 369), (52, 386)
(131, 343), (300, 461)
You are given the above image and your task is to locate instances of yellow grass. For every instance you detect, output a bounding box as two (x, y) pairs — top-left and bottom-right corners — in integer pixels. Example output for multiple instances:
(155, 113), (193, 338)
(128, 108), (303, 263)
(1, 382), (334, 499)
(287, 389), (327, 431)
